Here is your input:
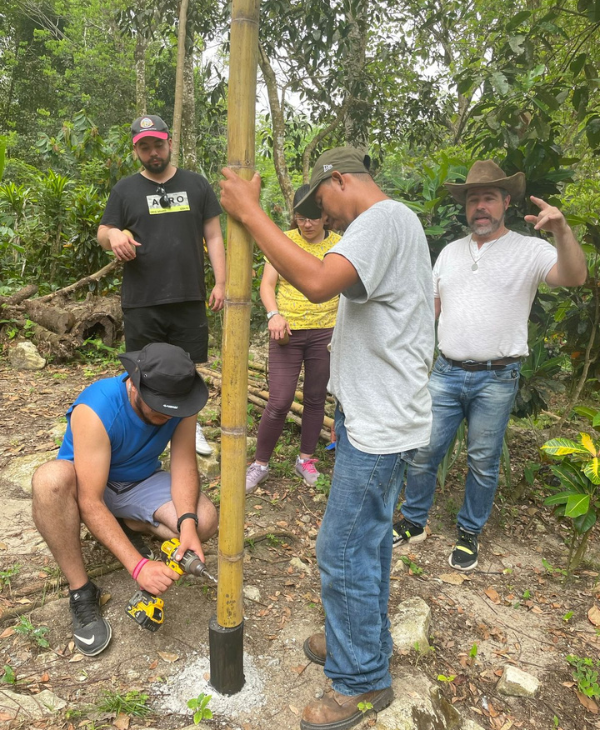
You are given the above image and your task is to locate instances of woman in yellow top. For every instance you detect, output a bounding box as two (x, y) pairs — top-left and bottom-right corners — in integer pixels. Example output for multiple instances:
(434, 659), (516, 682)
(246, 185), (341, 492)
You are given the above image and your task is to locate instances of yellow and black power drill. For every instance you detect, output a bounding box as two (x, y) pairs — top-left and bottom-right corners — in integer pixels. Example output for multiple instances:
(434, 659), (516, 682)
(160, 538), (217, 584)
(125, 538), (216, 631)
(125, 590), (164, 631)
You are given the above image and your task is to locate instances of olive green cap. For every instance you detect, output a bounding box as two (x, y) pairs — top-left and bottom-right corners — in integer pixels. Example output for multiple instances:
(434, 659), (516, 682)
(294, 147), (371, 218)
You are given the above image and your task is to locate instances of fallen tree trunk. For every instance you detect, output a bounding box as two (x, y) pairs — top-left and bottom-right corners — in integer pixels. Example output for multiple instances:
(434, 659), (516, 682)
(23, 300), (76, 335)
(37, 259), (120, 303)
(0, 284), (38, 306)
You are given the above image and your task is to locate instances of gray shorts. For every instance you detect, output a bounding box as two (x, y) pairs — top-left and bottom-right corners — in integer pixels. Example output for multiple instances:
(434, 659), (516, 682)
(103, 470), (172, 526)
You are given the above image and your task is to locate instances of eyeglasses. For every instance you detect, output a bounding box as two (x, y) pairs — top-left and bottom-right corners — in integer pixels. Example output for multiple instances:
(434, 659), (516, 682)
(296, 216), (321, 224)
(156, 186), (171, 209)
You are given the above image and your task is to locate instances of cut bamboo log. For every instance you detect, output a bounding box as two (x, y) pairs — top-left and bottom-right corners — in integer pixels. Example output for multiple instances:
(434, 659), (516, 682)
(212, 0), (260, 696)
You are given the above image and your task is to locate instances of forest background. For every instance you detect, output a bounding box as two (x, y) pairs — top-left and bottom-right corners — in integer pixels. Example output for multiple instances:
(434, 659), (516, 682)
(1, 0), (600, 417)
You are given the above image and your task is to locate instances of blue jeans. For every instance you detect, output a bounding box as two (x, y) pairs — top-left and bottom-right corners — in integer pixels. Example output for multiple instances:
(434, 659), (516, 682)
(316, 407), (414, 695)
(402, 355), (520, 535)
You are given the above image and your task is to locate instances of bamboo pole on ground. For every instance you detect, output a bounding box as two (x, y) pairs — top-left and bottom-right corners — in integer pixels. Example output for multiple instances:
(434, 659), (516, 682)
(209, 0), (259, 696)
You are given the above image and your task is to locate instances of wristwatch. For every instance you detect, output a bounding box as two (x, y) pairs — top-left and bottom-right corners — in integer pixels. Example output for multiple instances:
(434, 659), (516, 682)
(266, 310), (280, 321)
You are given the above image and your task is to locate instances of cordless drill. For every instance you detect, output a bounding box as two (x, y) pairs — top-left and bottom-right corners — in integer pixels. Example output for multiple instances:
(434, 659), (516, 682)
(125, 590), (164, 631)
(160, 538), (217, 583)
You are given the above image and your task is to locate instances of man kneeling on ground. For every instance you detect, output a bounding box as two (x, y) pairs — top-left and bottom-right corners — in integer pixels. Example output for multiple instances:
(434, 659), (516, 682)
(31, 343), (218, 656)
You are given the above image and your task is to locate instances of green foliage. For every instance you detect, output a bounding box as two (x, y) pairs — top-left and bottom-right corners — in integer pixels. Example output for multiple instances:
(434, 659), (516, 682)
(566, 655), (600, 700)
(0, 563), (21, 591)
(315, 473), (332, 497)
(187, 692), (213, 723)
(97, 690), (150, 717)
(437, 674), (456, 683)
(14, 616), (50, 649)
(399, 555), (423, 575)
(1, 665), (16, 685)
(541, 412), (600, 571)
(357, 700), (373, 713)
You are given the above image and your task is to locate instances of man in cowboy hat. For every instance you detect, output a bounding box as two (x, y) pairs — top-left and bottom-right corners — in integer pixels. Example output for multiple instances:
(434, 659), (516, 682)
(31, 343), (218, 656)
(393, 159), (587, 570)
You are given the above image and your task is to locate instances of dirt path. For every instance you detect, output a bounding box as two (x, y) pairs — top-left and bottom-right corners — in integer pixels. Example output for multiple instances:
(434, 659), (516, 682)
(1, 358), (599, 730)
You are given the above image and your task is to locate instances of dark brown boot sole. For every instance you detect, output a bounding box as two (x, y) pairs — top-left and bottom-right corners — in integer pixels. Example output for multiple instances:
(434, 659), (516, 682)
(303, 636), (326, 666)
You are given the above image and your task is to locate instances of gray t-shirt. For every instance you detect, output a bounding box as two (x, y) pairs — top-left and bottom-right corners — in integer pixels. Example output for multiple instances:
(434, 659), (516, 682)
(327, 200), (434, 454)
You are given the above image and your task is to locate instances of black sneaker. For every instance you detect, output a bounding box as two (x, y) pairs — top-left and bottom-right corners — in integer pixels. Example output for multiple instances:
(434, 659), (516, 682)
(392, 517), (426, 548)
(117, 518), (154, 560)
(449, 528), (478, 571)
(69, 582), (112, 656)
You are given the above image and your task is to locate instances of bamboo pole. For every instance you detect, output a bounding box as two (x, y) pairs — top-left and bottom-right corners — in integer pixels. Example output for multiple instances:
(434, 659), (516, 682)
(210, 0), (259, 696)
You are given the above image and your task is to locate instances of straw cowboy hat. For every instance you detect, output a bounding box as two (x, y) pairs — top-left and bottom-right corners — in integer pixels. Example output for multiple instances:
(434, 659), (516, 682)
(444, 160), (526, 203)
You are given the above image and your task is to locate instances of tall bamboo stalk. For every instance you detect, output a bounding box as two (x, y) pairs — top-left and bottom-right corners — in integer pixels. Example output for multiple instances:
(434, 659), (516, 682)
(210, 0), (259, 695)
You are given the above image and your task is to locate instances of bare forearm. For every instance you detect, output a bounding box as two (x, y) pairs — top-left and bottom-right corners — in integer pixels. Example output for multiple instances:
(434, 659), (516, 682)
(554, 225), (587, 286)
(206, 239), (226, 286)
(97, 224), (116, 251)
(170, 465), (200, 516)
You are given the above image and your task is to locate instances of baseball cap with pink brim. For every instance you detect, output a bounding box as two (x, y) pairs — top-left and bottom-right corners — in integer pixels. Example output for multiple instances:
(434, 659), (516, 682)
(131, 115), (169, 145)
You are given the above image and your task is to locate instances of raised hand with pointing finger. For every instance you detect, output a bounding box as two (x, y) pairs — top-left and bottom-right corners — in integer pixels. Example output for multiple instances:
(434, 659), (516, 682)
(525, 196), (570, 235)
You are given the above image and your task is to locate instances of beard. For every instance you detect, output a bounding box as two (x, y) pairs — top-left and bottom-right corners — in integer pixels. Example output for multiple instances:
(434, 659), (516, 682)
(140, 150), (171, 175)
(134, 392), (170, 426)
(468, 213), (504, 237)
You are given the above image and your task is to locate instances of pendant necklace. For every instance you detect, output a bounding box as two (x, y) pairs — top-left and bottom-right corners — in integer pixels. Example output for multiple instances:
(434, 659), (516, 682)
(469, 231), (508, 273)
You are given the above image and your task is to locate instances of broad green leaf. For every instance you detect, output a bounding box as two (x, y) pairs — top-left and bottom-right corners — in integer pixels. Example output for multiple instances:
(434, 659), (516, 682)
(565, 494), (590, 518)
(550, 463), (589, 491)
(593, 412), (600, 428)
(542, 438), (588, 456)
(543, 491), (572, 506)
(506, 10), (531, 30)
(583, 458), (600, 485)
(574, 510), (597, 534)
(579, 432), (597, 456)
(574, 406), (599, 422)
(490, 72), (509, 96)
(570, 53), (587, 77)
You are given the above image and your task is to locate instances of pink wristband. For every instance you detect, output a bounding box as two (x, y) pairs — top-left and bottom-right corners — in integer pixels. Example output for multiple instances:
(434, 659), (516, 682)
(132, 558), (149, 581)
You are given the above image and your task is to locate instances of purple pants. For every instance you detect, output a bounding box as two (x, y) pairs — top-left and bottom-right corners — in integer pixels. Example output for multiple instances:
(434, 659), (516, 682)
(255, 328), (333, 463)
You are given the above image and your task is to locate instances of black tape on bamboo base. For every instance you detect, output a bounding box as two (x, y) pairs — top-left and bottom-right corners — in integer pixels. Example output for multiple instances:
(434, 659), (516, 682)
(209, 615), (245, 694)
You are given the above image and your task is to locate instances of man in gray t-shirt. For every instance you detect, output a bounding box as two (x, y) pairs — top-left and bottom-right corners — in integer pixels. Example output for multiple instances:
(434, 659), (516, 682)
(394, 160), (587, 572)
(220, 147), (434, 730)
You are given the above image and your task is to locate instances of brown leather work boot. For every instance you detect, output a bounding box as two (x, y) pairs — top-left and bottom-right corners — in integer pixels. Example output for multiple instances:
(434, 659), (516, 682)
(300, 686), (393, 730)
(303, 632), (326, 666)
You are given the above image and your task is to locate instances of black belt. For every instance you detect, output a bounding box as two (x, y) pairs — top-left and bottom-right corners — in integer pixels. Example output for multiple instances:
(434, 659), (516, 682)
(442, 354), (521, 372)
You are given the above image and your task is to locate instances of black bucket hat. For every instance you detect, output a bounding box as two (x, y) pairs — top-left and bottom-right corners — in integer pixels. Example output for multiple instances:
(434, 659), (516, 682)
(119, 343), (208, 417)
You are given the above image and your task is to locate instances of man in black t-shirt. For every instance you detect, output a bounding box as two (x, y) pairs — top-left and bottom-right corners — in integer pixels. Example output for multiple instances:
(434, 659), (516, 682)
(98, 115), (225, 455)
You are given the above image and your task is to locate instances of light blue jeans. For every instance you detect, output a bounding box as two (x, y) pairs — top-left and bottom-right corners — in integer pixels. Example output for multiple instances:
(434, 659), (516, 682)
(316, 407), (414, 695)
(402, 354), (520, 535)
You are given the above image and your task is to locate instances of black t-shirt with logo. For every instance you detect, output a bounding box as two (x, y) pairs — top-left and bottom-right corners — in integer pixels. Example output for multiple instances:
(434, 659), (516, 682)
(101, 169), (222, 308)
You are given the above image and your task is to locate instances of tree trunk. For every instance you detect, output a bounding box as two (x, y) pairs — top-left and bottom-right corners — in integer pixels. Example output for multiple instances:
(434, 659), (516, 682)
(342, 1), (370, 151)
(258, 44), (294, 216)
(181, 29), (197, 170)
(134, 34), (147, 116)
(171, 0), (190, 167)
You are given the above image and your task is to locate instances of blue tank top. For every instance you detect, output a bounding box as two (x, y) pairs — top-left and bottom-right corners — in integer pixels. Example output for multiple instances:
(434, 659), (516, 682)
(57, 375), (181, 481)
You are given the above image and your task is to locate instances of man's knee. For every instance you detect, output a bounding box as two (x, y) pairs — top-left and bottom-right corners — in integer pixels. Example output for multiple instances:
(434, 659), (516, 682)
(32, 460), (76, 504)
(197, 495), (218, 540)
